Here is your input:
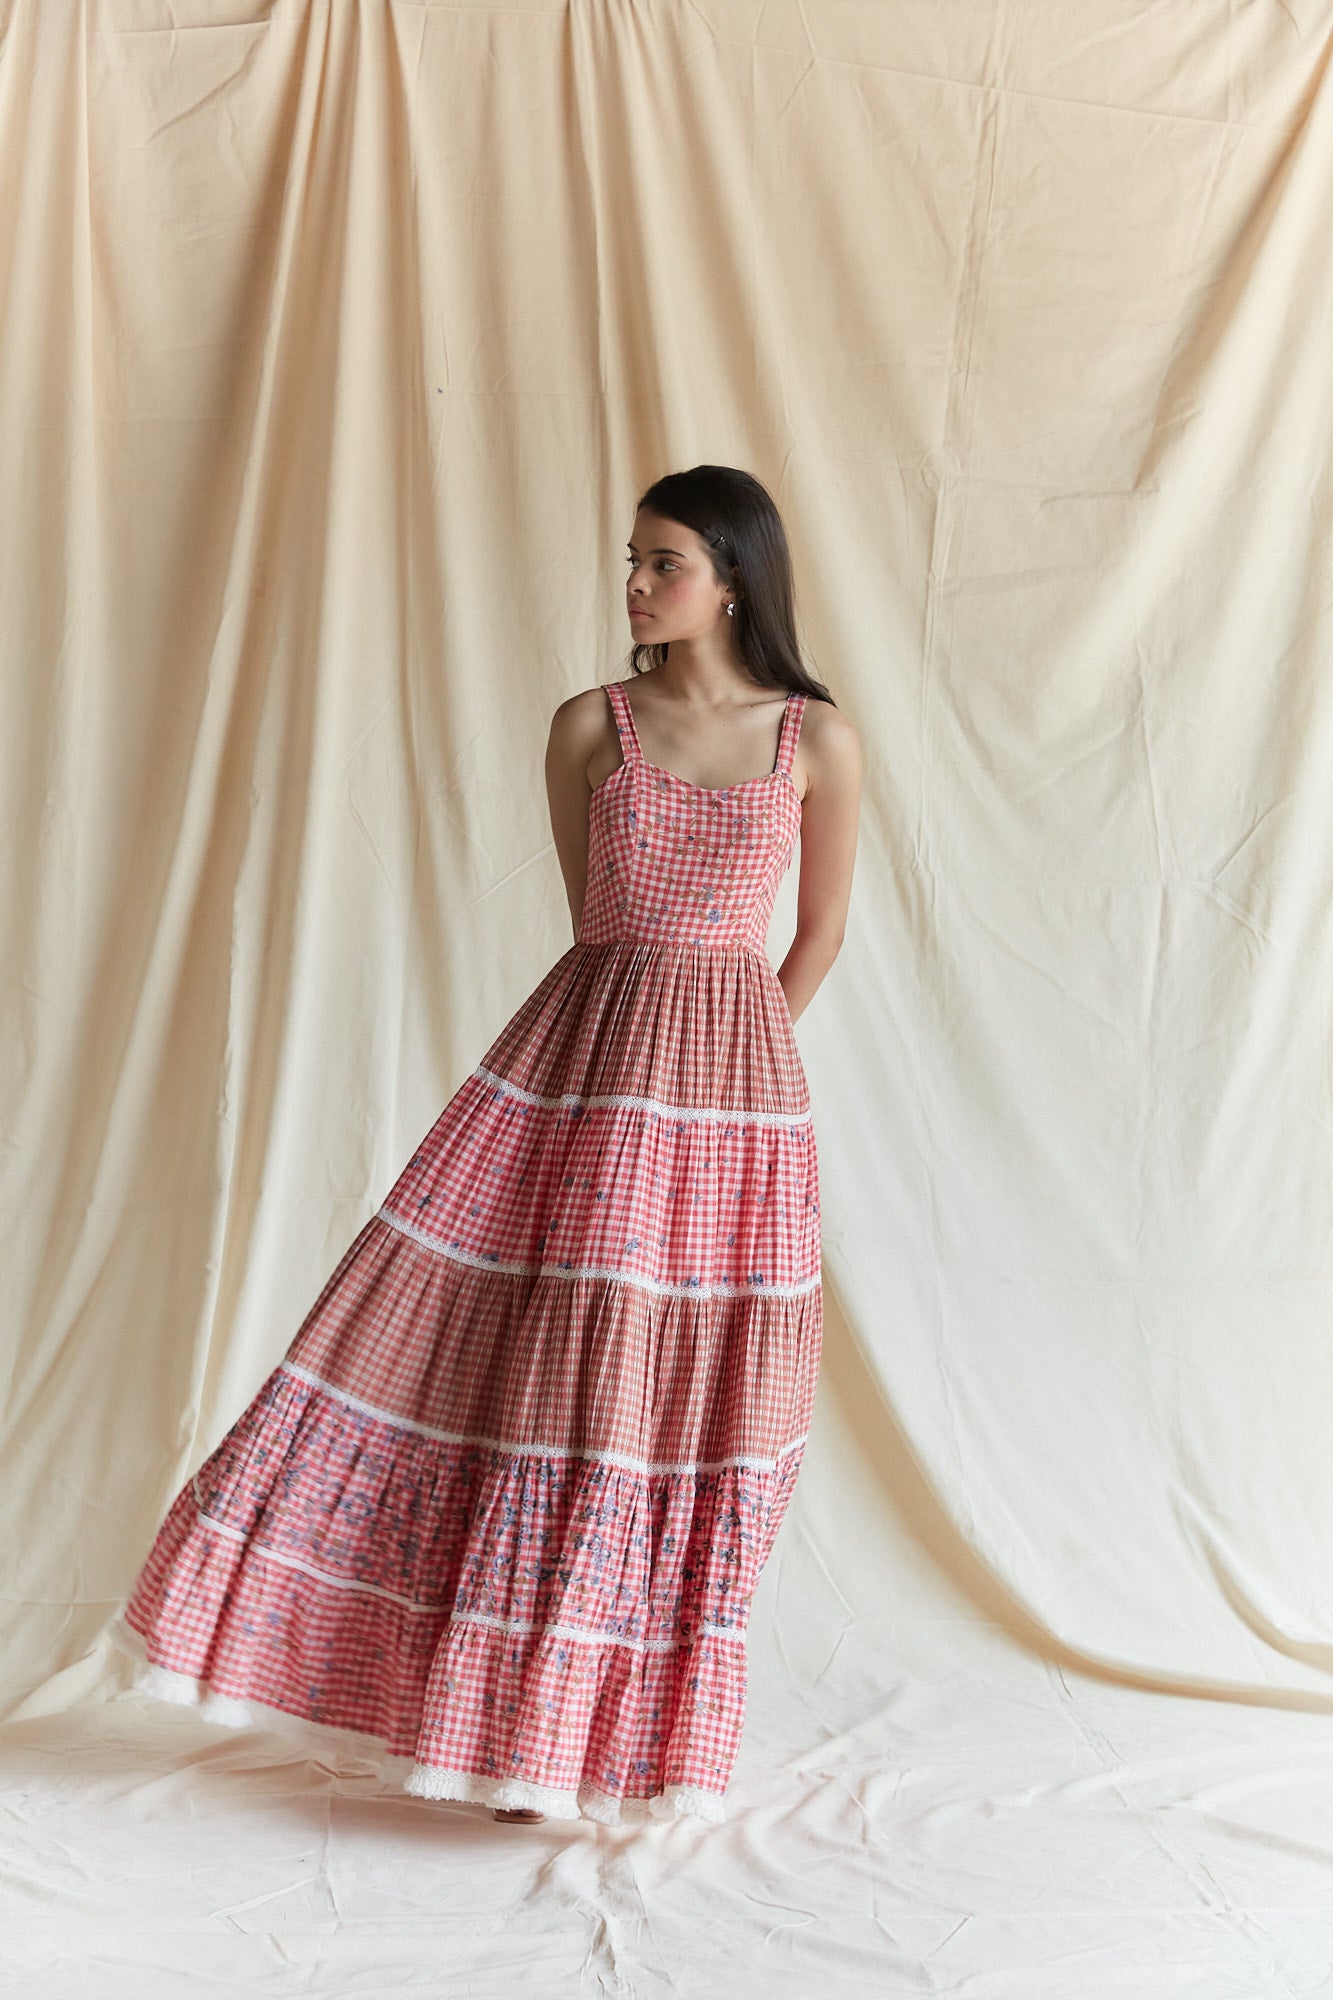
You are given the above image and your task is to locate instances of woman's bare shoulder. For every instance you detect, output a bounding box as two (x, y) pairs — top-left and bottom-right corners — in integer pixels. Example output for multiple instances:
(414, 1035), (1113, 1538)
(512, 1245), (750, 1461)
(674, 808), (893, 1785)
(548, 680), (616, 735)
(801, 693), (858, 751)
(796, 694), (861, 798)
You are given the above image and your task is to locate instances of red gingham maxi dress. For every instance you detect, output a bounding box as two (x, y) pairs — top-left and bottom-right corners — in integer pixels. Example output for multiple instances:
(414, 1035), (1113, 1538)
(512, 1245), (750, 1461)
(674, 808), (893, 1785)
(109, 680), (823, 1825)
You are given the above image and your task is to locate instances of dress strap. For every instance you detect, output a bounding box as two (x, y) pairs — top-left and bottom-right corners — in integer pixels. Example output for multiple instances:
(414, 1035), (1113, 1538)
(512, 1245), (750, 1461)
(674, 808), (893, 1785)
(605, 681), (645, 767)
(773, 692), (807, 776)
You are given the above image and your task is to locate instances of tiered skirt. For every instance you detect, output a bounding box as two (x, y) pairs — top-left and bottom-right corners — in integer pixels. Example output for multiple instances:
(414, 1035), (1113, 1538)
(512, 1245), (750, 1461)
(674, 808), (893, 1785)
(112, 938), (822, 1824)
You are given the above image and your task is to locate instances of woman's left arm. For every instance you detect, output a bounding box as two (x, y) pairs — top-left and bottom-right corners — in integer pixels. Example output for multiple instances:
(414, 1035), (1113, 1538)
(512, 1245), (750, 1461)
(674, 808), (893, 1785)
(776, 700), (862, 1024)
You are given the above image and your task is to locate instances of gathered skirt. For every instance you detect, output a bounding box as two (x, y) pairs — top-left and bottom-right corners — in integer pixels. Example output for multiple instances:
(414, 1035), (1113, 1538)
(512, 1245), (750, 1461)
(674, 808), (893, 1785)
(112, 936), (823, 1824)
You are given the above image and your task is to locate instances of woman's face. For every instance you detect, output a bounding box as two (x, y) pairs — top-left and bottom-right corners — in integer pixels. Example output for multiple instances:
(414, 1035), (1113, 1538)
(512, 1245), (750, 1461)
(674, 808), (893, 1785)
(625, 508), (732, 642)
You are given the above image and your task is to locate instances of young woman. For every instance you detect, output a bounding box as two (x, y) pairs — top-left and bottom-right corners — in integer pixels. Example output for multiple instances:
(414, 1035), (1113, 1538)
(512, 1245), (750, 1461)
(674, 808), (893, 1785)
(108, 463), (861, 1827)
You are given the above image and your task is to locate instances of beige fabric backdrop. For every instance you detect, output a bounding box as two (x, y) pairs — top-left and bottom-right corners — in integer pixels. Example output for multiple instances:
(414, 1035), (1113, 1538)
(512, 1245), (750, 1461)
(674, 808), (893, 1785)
(5, 0), (1333, 1988)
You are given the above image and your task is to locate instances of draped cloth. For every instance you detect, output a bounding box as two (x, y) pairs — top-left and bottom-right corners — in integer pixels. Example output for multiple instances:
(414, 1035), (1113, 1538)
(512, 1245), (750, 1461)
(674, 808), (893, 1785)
(4, 0), (1333, 1986)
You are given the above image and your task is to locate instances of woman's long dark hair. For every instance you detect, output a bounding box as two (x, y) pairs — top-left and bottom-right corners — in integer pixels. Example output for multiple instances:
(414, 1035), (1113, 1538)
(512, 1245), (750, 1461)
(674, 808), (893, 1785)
(627, 465), (836, 705)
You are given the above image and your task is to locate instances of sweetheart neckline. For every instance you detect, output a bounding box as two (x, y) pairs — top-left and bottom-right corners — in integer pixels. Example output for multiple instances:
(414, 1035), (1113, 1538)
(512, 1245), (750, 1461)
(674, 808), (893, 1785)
(588, 759), (802, 804)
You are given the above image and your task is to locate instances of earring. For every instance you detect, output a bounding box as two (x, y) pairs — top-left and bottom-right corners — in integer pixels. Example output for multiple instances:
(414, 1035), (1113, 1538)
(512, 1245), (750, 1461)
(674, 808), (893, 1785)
(726, 602), (735, 617)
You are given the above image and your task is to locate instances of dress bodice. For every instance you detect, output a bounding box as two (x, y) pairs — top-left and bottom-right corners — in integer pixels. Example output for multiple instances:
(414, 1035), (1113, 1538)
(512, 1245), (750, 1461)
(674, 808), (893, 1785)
(576, 680), (806, 953)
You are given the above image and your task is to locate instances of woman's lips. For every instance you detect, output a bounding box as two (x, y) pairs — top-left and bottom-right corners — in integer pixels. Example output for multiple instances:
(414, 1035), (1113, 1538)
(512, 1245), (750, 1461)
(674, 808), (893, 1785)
(629, 608), (652, 618)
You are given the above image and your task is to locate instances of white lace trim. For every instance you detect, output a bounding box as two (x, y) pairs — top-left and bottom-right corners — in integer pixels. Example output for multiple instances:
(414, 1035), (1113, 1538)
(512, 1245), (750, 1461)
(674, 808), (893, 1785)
(280, 1359), (808, 1476)
(473, 1063), (812, 1127)
(404, 1764), (727, 1825)
(181, 1480), (753, 1647)
(375, 1203), (822, 1299)
(106, 1615), (728, 1825)
(424, 1606), (744, 1654)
